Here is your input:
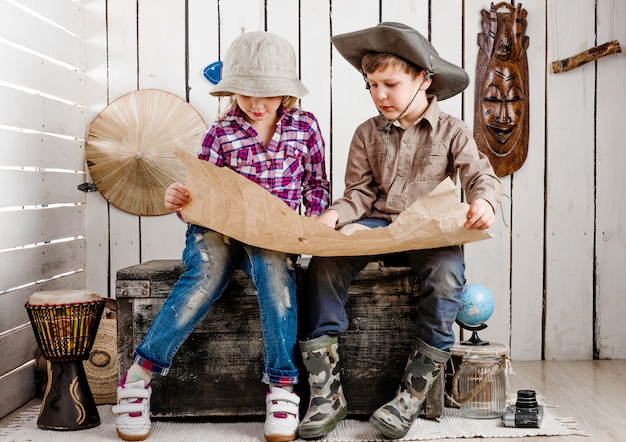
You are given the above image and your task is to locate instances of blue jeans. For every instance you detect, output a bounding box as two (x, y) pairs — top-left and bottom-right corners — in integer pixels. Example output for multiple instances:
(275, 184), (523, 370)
(134, 224), (299, 384)
(302, 242), (465, 350)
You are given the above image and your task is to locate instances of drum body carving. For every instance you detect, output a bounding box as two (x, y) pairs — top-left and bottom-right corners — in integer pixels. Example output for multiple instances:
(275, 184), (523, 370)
(25, 290), (105, 431)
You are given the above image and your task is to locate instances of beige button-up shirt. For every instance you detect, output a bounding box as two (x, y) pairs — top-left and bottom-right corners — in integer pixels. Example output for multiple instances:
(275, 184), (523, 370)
(331, 97), (502, 227)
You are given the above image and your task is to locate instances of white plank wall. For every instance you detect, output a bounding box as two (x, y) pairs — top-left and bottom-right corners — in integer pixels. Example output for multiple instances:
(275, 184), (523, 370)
(1, 0), (625, 418)
(545, 0), (596, 361)
(595, 0), (626, 360)
(0, 0), (87, 418)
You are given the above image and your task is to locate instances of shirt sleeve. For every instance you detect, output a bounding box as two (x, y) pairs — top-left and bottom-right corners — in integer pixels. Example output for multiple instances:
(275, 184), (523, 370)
(198, 126), (223, 166)
(451, 122), (502, 212)
(300, 114), (330, 216)
(330, 124), (379, 226)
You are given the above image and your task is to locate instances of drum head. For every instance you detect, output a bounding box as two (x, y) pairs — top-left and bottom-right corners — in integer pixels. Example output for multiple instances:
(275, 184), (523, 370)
(29, 290), (101, 305)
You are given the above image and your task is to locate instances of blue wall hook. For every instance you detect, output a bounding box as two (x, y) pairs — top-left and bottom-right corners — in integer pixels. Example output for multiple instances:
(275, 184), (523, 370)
(203, 61), (222, 85)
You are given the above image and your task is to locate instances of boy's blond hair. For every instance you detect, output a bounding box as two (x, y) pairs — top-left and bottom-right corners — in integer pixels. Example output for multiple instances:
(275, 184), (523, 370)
(220, 95), (298, 117)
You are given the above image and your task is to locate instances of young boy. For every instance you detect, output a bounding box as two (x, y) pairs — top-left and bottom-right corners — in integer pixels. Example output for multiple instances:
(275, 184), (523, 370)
(297, 22), (502, 440)
(112, 32), (329, 442)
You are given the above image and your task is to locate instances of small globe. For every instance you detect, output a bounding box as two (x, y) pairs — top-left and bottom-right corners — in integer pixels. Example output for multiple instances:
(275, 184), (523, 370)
(456, 283), (494, 328)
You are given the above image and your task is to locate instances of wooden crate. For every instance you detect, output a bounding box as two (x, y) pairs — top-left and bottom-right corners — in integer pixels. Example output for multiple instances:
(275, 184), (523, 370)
(116, 259), (443, 418)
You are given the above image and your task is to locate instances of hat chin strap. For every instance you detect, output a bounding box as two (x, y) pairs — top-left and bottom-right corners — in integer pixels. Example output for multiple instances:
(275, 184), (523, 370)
(373, 72), (432, 169)
(380, 73), (431, 133)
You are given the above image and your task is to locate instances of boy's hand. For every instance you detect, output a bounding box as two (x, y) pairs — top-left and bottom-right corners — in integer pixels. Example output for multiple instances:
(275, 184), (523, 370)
(309, 209), (339, 229)
(164, 182), (190, 211)
(465, 199), (496, 230)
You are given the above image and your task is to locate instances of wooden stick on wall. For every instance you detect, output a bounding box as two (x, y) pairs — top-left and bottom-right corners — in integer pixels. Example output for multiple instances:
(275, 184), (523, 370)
(552, 40), (621, 73)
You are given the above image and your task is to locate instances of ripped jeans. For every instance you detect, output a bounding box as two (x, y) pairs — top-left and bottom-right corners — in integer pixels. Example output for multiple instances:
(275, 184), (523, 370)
(134, 224), (299, 385)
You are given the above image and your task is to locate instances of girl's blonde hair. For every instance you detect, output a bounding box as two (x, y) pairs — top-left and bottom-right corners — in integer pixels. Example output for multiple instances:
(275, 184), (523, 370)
(219, 95), (298, 117)
(361, 52), (423, 79)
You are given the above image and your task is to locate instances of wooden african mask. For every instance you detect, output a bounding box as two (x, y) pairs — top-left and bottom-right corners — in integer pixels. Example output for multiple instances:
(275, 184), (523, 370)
(474, 2), (530, 177)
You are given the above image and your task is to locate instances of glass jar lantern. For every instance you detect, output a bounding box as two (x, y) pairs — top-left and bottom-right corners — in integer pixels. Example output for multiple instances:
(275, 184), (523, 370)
(453, 355), (506, 418)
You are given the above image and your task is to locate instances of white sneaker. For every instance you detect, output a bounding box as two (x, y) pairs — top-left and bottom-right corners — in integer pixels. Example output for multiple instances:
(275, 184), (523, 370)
(264, 387), (300, 442)
(112, 378), (152, 441)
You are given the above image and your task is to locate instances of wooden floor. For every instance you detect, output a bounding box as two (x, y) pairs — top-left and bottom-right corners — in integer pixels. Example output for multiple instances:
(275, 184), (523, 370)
(444, 359), (626, 441)
(1, 360), (625, 441)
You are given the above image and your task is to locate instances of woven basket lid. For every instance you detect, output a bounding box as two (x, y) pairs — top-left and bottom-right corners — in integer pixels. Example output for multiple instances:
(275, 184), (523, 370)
(86, 89), (207, 216)
(83, 301), (118, 405)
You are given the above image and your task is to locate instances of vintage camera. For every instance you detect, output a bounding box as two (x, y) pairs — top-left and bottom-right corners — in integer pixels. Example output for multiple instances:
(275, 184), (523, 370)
(502, 389), (544, 428)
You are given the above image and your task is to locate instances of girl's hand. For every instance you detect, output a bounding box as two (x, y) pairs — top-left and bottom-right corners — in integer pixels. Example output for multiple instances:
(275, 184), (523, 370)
(164, 182), (190, 211)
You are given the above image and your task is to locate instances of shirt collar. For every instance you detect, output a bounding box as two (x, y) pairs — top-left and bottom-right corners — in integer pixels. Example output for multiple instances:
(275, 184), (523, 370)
(419, 95), (441, 130)
(375, 95), (442, 132)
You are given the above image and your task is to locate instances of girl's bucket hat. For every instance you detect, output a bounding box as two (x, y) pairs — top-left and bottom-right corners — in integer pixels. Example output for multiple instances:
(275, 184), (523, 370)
(210, 31), (309, 99)
(332, 22), (469, 101)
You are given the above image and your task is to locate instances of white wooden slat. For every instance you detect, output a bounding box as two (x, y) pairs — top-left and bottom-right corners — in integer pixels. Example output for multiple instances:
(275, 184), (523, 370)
(0, 326), (37, 379)
(0, 362), (37, 419)
(137, 0), (186, 91)
(0, 0), (83, 70)
(595, 0), (626, 359)
(0, 170), (85, 208)
(105, 0), (141, 298)
(106, 0), (138, 96)
(139, 214), (187, 264)
(0, 130), (84, 171)
(381, 0), (428, 28)
(0, 41), (83, 105)
(431, 0), (464, 117)
(108, 206), (141, 297)
(330, 0), (380, 202)
(0, 205), (84, 251)
(508, 3), (547, 361)
(16, 0), (84, 39)
(0, 239), (85, 294)
(267, 0), (299, 45)
(0, 273), (85, 333)
(187, 0), (219, 124)
(0, 86), (85, 137)
(2, 243), (85, 291)
(0, 170), (84, 207)
(83, 0), (110, 298)
(300, 0), (332, 194)
(544, 0), (595, 361)
(462, 0), (512, 350)
(137, 0), (192, 263)
(219, 0), (265, 52)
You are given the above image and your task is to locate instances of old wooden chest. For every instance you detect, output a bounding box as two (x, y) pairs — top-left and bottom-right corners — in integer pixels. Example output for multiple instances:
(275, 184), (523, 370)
(116, 259), (443, 418)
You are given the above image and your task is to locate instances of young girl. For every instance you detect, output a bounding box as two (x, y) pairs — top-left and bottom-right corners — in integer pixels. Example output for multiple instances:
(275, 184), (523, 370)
(112, 31), (330, 442)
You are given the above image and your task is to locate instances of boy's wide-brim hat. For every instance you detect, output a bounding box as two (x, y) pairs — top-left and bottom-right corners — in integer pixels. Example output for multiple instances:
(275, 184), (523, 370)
(331, 22), (469, 101)
(210, 31), (309, 98)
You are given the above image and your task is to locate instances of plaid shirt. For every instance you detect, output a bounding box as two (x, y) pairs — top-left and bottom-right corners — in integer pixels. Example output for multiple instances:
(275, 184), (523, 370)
(199, 105), (330, 216)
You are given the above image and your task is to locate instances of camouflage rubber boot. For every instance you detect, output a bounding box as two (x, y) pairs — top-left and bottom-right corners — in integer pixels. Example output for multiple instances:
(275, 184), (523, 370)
(298, 334), (348, 439)
(369, 338), (449, 439)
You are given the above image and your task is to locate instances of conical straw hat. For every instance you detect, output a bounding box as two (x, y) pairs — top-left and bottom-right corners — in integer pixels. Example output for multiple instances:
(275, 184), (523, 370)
(86, 89), (207, 216)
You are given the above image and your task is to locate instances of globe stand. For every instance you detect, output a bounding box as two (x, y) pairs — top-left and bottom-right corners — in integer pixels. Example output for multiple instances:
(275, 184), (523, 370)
(456, 319), (490, 346)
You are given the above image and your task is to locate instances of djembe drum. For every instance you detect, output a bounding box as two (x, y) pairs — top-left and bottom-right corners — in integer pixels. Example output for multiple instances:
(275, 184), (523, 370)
(25, 290), (105, 430)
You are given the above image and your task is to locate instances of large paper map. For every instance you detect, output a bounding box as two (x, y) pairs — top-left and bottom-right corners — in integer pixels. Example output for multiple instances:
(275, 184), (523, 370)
(177, 149), (492, 256)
